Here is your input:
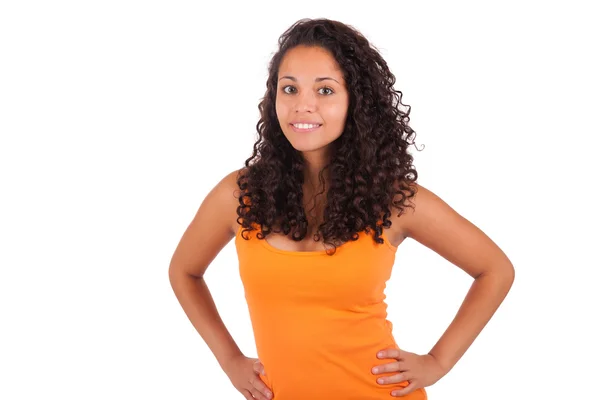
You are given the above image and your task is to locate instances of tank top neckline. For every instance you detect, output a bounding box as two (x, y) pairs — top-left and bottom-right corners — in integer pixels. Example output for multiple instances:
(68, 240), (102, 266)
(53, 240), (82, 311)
(238, 225), (398, 256)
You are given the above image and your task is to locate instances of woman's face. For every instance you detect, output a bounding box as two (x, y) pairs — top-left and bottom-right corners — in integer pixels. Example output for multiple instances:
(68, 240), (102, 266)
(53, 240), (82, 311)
(275, 45), (349, 157)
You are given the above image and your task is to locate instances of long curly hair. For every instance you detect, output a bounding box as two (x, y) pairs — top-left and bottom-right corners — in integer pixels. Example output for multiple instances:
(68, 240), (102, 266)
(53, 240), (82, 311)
(236, 18), (422, 254)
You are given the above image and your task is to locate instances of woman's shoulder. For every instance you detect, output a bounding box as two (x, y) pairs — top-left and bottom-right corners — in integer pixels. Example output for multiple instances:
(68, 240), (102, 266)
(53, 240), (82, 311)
(387, 180), (420, 241)
(168, 168), (244, 278)
(219, 167), (245, 188)
(213, 168), (246, 235)
(191, 168), (245, 237)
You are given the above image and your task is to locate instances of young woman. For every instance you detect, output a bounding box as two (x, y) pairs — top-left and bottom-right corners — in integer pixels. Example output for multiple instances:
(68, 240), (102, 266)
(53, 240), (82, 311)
(169, 18), (515, 400)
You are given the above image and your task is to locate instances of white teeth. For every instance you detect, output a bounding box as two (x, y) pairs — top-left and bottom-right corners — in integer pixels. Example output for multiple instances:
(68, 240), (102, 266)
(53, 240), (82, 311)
(293, 123), (320, 129)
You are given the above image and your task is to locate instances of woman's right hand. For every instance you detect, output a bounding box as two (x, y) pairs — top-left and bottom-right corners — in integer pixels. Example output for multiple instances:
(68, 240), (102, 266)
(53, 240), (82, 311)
(223, 354), (273, 400)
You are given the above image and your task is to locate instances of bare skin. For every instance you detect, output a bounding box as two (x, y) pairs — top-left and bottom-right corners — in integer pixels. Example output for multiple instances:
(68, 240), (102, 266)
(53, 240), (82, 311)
(168, 170), (273, 400)
(371, 184), (515, 396)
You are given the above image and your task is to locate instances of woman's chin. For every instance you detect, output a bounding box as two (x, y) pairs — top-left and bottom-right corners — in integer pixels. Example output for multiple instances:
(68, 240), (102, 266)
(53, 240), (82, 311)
(284, 137), (326, 153)
(290, 143), (326, 153)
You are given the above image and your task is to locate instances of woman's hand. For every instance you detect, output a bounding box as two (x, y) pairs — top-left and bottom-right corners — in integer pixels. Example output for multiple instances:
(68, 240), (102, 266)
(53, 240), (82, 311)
(222, 354), (273, 400)
(371, 348), (447, 397)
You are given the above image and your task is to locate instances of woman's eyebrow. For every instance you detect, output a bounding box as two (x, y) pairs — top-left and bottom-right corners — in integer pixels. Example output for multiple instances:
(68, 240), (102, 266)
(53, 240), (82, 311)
(278, 75), (340, 84)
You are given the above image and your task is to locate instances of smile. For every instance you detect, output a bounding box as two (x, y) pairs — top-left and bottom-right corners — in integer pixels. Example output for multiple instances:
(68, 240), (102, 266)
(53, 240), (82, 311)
(290, 123), (322, 133)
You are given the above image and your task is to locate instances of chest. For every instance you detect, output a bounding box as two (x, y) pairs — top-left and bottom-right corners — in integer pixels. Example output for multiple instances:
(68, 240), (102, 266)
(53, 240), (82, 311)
(236, 232), (397, 309)
(265, 233), (335, 252)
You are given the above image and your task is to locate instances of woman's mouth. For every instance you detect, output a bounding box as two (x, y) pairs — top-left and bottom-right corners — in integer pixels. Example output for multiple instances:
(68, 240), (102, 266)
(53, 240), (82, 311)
(289, 123), (322, 133)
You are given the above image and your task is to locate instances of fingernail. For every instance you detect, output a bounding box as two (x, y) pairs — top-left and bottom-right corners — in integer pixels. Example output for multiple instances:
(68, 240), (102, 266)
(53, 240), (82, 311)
(266, 393), (272, 399)
(377, 378), (384, 384)
(372, 367), (379, 373)
(378, 352), (384, 357)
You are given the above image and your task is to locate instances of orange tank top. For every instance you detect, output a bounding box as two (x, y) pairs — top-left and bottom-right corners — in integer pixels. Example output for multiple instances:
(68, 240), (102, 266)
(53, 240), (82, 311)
(235, 224), (427, 400)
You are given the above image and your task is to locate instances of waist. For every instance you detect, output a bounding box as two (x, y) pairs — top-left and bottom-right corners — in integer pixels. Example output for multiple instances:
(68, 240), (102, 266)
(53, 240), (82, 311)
(258, 347), (427, 400)
(250, 314), (427, 399)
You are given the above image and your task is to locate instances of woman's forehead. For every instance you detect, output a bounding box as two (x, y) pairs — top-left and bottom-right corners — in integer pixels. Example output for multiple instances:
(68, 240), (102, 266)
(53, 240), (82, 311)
(278, 46), (344, 82)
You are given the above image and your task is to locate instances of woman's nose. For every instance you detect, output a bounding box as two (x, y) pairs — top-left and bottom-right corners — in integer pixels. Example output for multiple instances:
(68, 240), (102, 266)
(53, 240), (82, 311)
(295, 91), (317, 112)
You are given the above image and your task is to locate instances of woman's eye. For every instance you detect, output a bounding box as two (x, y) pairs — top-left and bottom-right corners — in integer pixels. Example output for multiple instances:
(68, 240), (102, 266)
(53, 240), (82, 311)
(281, 86), (334, 95)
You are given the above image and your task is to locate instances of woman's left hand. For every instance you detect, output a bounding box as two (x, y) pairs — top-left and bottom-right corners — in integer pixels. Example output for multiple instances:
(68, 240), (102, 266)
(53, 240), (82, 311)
(371, 348), (448, 397)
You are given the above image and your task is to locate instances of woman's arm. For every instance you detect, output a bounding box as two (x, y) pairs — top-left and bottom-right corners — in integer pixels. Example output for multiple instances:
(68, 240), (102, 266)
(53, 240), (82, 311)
(399, 183), (515, 373)
(168, 169), (243, 371)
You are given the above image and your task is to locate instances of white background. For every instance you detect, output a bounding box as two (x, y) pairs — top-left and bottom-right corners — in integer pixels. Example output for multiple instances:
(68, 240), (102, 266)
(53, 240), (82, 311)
(1, 1), (598, 399)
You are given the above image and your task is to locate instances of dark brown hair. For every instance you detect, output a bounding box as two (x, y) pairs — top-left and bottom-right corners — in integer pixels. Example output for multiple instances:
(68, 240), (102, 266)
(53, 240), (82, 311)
(237, 18), (422, 254)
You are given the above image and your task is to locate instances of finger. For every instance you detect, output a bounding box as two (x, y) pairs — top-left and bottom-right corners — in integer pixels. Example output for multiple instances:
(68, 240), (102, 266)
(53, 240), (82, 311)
(376, 373), (408, 385)
(253, 360), (265, 375)
(242, 389), (254, 400)
(249, 375), (273, 399)
(378, 348), (404, 360)
(372, 361), (403, 374)
(392, 381), (418, 397)
(249, 386), (269, 400)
